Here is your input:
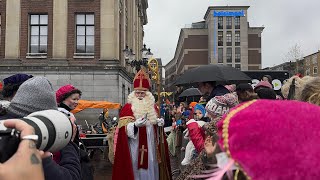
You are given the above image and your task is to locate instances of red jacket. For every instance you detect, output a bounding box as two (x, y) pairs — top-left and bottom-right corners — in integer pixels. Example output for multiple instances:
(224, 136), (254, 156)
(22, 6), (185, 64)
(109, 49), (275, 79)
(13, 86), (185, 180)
(186, 119), (206, 153)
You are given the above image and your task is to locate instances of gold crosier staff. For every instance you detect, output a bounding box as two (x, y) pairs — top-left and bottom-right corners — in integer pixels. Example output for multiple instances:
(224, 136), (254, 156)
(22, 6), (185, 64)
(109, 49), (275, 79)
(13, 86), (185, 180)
(147, 58), (171, 180)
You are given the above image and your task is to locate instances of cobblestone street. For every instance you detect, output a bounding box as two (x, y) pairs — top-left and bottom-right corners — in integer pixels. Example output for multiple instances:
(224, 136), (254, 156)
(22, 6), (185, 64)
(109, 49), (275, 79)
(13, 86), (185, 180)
(91, 146), (185, 179)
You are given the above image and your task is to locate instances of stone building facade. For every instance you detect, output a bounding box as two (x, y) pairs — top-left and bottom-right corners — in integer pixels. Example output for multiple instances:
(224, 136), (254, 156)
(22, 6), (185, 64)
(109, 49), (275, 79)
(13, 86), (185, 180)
(0, 0), (149, 121)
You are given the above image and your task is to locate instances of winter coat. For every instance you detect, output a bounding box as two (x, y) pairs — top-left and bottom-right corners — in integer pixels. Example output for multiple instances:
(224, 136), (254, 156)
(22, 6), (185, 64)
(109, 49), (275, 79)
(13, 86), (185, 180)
(57, 105), (94, 180)
(186, 119), (206, 153)
(43, 142), (81, 180)
(207, 85), (229, 101)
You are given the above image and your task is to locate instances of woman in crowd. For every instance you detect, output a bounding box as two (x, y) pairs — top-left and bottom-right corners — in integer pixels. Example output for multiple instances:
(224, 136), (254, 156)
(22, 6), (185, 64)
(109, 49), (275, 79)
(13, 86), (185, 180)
(56, 85), (94, 180)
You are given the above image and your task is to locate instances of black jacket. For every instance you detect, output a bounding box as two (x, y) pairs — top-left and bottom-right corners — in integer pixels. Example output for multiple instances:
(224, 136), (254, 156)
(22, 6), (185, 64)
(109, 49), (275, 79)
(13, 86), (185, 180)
(207, 85), (230, 101)
(43, 142), (81, 180)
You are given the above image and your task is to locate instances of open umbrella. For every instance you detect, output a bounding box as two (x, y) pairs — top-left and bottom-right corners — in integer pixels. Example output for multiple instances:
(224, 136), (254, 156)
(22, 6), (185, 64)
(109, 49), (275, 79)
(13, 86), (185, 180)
(178, 88), (202, 98)
(174, 64), (251, 85)
(179, 88), (202, 102)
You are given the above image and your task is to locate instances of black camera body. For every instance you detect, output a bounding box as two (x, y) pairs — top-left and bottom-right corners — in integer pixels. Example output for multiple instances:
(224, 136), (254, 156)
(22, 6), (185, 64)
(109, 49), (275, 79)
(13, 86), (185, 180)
(0, 128), (20, 163)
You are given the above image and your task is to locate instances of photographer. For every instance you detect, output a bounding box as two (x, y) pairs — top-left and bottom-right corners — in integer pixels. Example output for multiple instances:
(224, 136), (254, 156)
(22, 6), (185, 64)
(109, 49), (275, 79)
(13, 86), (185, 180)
(0, 119), (45, 180)
(0, 77), (81, 180)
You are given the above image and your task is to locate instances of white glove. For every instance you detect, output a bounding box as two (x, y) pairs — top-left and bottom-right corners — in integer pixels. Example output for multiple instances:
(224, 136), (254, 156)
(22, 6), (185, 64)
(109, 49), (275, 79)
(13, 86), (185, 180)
(134, 118), (147, 127)
(157, 118), (165, 127)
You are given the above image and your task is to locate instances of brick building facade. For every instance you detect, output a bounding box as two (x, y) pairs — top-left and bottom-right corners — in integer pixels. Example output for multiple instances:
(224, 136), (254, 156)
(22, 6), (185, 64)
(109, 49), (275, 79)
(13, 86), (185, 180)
(0, 0), (148, 121)
(165, 6), (264, 91)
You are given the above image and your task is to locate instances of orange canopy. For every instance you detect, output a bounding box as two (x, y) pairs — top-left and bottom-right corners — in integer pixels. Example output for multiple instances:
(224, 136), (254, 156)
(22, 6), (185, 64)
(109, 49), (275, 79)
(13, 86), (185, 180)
(71, 100), (121, 114)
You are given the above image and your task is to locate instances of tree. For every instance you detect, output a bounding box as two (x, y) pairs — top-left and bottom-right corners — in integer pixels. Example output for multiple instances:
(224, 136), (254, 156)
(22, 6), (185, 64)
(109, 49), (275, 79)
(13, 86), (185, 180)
(283, 43), (304, 75)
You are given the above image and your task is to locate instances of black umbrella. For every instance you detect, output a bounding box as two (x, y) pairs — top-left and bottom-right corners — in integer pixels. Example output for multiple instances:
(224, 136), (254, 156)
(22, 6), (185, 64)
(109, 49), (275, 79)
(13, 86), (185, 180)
(178, 88), (202, 98)
(174, 64), (251, 85)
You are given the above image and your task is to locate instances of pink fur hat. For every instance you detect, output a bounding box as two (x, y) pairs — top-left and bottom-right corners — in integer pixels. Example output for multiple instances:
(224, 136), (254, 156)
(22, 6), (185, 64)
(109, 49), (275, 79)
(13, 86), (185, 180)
(217, 100), (320, 179)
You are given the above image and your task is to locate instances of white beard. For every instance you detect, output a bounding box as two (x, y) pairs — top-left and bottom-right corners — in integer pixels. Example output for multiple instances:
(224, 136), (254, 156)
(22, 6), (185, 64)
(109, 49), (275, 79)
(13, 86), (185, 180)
(128, 91), (158, 125)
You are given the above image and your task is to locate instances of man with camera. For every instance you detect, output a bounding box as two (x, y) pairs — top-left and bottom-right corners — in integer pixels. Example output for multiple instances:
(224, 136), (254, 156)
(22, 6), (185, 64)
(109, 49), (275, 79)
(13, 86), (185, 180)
(0, 77), (81, 180)
(0, 119), (45, 180)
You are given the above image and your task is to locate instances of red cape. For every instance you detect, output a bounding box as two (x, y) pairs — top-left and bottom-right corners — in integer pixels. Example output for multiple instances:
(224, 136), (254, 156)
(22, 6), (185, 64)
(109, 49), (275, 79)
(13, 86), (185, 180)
(112, 103), (172, 180)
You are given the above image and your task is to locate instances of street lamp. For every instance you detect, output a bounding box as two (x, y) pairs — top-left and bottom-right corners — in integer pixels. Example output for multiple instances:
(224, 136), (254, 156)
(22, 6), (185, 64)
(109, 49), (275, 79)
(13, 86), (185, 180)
(123, 44), (152, 72)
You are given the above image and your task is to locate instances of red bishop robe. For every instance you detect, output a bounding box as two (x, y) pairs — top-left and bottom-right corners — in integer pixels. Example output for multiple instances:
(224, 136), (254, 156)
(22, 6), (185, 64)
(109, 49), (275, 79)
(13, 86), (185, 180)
(112, 103), (172, 180)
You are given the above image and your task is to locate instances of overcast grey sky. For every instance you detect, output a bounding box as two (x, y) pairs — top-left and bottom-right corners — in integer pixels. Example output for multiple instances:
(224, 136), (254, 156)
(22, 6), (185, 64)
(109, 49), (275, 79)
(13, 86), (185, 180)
(144, 0), (320, 68)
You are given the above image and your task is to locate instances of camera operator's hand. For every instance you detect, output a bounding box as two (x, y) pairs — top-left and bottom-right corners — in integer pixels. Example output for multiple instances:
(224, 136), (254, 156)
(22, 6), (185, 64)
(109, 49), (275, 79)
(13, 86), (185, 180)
(134, 117), (147, 127)
(0, 120), (44, 180)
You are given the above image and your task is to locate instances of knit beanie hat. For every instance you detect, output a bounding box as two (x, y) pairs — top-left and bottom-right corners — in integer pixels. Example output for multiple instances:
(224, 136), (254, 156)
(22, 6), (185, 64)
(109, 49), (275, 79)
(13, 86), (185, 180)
(7, 77), (57, 117)
(254, 81), (273, 92)
(56, 84), (80, 104)
(224, 84), (236, 93)
(3, 74), (33, 86)
(189, 102), (197, 109)
(2, 74), (34, 98)
(205, 93), (238, 117)
(194, 104), (206, 116)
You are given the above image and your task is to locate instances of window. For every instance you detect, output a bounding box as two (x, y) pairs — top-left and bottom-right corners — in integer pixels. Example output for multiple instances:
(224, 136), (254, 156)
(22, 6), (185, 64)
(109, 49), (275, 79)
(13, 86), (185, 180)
(306, 68), (310, 76)
(227, 64), (232, 67)
(226, 17), (232, 29)
(226, 31), (232, 46)
(314, 66), (318, 74)
(29, 14), (48, 55)
(235, 16), (240, 29)
(218, 17), (223, 29)
(235, 64), (241, 70)
(235, 47), (241, 63)
(218, 48), (223, 63)
(218, 31), (223, 46)
(235, 31), (240, 46)
(76, 14), (94, 55)
(226, 48), (232, 63)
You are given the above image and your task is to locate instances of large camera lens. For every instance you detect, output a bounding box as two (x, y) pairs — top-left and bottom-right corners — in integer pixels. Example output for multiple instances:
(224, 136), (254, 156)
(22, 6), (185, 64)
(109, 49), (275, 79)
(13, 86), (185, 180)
(22, 110), (73, 152)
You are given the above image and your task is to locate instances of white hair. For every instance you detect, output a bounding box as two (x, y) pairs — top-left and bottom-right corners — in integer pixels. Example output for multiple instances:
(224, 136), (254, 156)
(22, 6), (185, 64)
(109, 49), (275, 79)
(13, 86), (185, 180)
(128, 91), (158, 124)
